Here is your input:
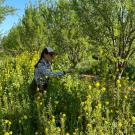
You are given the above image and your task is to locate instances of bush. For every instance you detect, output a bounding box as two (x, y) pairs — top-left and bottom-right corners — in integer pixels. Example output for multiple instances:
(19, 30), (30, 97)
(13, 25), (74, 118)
(0, 51), (134, 134)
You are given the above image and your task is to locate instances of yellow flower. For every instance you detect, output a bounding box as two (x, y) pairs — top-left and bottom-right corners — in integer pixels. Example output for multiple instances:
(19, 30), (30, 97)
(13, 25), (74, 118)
(8, 92), (11, 96)
(40, 102), (43, 106)
(5, 120), (9, 124)
(84, 106), (89, 111)
(87, 124), (91, 127)
(62, 114), (66, 118)
(124, 95), (128, 99)
(4, 132), (10, 135)
(116, 79), (120, 84)
(9, 131), (12, 135)
(81, 102), (85, 106)
(95, 82), (100, 87)
(102, 87), (106, 92)
(44, 128), (48, 134)
(110, 110), (113, 113)
(99, 131), (104, 135)
(88, 85), (92, 90)
(57, 127), (61, 132)
(96, 103), (102, 109)
(116, 79), (121, 88)
(132, 116), (135, 124)
(61, 117), (64, 122)
(105, 101), (109, 105)
(4, 120), (11, 125)
(8, 121), (11, 125)
(105, 121), (109, 125)
(117, 84), (122, 88)
(118, 122), (122, 128)
(52, 117), (55, 123)
(87, 95), (91, 99)
(66, 133), (70, 135)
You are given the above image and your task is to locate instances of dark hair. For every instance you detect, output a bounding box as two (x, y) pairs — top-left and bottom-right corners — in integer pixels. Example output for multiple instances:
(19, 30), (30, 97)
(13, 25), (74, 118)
(34, 48), (48, 68)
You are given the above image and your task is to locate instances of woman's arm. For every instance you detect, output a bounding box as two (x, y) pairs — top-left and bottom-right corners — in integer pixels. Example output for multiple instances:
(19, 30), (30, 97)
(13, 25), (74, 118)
(38, 64), (65, 78)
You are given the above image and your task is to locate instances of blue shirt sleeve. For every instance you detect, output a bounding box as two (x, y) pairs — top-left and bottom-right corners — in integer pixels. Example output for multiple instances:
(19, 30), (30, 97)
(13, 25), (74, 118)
(38, 64), (65, 78)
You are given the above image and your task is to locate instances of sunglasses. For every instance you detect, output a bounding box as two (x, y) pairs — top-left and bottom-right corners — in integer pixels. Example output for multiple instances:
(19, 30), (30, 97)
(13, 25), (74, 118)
(48, 52), (56, 56)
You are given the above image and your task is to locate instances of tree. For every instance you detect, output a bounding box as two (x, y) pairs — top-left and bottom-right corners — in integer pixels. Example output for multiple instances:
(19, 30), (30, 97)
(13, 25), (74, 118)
(2, 2), (47, 53)
(21, 2), (47, 52)
(40, 0), (89, 67)
(0, 0), (15, 53)
(1, 24), (23, 55)
(77, 0), (135, 79)
(0, 0), (15, 24)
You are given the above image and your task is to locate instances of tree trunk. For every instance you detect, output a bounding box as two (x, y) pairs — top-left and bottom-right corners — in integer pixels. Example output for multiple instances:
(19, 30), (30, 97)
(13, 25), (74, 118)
(115, 61), (125, 81)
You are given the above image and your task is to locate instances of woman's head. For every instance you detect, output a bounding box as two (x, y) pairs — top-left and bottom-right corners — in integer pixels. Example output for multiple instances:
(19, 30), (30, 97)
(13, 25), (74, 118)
(35, 47), (56, 68)
(41, 47), (56, 62)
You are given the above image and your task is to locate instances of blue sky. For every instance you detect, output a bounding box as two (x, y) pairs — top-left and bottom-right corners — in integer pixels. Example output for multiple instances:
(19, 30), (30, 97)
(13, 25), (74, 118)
(0, 0), (36, 35)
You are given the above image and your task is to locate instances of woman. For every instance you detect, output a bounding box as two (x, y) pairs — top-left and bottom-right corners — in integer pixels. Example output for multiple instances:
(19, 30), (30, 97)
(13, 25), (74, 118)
(29, 47), (72, 98)
(29, 47), (72, 133)
(34, 47), (67, 92)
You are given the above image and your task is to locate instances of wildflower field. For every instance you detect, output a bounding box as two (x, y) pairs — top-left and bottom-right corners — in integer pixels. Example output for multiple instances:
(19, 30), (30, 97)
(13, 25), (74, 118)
(0, 51), (135, 135)
(1, 0), (135, 134)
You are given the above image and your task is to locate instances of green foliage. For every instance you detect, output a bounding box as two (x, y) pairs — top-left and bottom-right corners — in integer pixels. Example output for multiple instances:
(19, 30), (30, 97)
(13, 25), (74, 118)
(77, 0), (135, 79)
(0, 0), (15, 48)
(53, 0), (89, 67)
(1, 1), (135, 134)
(0, 51), (135, 134)
(2, 0), (90, 66)
(2, 2), (47, 54)
(2, 25), (23, 54)
(0, 0), (15, 24)
(2, 0), (135, 78)
(21, 2), (47, 52)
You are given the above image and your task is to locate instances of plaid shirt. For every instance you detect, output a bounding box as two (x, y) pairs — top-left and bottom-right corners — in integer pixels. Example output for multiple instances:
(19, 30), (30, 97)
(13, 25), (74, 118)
(34, 58), (65, 86)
